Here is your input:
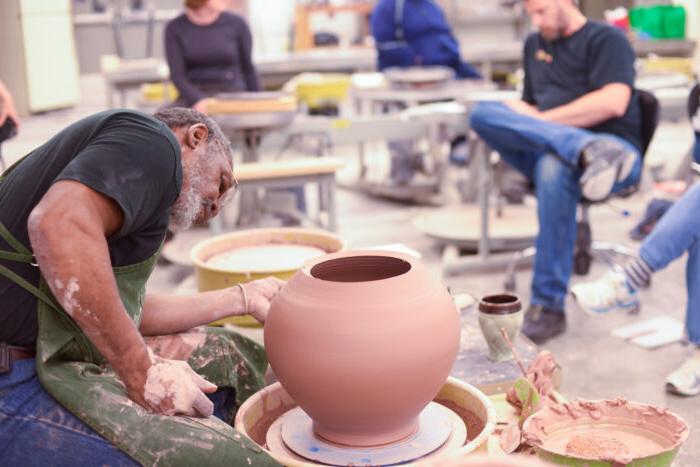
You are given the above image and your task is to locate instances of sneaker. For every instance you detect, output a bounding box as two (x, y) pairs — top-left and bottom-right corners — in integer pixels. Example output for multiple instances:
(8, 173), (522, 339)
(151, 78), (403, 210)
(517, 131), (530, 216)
(666, 352), (700, 396)
(579, 139), (637, 202)
(571, 270), (639, 316)
(522, 305), (567, 345)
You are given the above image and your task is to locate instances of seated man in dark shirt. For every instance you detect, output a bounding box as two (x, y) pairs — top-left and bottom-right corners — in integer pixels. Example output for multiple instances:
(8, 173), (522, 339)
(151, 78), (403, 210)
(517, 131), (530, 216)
(469, 0), (643, 344)
(0, 108), (283, 465)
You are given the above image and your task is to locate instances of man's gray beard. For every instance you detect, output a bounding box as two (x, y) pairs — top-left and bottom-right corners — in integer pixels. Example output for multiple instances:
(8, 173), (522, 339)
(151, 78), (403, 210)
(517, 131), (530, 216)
(169, 163), (205, 232)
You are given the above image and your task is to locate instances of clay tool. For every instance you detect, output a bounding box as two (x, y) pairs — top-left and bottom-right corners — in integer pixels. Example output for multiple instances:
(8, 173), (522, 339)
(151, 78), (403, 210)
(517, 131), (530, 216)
(499, 327), (527, 376)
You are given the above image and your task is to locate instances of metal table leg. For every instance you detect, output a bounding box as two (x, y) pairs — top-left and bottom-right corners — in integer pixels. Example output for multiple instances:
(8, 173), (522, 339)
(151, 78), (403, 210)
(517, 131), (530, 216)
(441, 134), (535, 276)
(325, 174), (338, 232)
(236, 129), (261, 228)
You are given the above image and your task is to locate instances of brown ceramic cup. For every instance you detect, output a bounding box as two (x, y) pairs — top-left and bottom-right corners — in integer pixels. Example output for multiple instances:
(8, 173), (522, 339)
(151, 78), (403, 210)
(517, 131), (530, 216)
(478, 293), (523, 362)
(478, 293), (522, 315)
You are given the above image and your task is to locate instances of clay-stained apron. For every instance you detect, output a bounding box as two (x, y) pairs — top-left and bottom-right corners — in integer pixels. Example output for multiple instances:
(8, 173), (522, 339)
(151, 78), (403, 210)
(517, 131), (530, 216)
(0, 159), (280, 466)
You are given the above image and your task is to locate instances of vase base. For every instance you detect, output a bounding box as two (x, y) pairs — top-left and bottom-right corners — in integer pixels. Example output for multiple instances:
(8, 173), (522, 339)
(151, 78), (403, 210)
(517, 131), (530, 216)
(267, 402), (466, 466)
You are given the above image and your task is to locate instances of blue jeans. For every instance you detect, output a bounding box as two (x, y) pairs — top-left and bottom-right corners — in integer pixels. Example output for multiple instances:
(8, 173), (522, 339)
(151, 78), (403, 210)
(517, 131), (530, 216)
(638, 183), (700, 344)
(693, 132), (700, 164)
(470, 102), (642, 310)
(0, 359), (236, 466)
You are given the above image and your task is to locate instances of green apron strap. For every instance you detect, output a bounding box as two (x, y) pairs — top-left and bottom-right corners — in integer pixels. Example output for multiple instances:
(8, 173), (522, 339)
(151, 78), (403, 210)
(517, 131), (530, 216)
(0, 222), (31, 255)
(0, 264), (59, 311)
(0, 219), (55, 310)
(0, 250), (34, 263)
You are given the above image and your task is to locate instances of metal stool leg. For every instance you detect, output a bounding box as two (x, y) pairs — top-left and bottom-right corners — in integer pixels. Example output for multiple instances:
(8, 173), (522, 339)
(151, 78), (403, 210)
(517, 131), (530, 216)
(504, 246), (537, 292)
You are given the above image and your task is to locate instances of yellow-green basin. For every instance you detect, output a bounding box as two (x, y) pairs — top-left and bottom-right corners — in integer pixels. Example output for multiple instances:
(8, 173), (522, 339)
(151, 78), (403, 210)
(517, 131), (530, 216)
(190, 227), (344, 326)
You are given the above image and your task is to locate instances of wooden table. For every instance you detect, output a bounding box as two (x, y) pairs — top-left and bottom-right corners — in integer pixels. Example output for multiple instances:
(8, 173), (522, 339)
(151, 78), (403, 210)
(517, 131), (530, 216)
(450, 304), (540, 395)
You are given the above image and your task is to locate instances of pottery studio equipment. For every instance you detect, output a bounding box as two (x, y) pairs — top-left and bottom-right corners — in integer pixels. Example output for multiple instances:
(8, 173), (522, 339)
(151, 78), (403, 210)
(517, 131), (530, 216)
(383, 66), (456, 90)
(190, 227), (344, 326)
(522, 399), (689, 467)
(235, 250), (498, 466)
(205, 92), (298, 227)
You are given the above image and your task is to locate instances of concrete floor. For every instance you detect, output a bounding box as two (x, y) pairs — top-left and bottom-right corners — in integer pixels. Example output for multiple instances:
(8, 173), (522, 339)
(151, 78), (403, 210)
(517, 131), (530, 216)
(3, 75), (699, 464)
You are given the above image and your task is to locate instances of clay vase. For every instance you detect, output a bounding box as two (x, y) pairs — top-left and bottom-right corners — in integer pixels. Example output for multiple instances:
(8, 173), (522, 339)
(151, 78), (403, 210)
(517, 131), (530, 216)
(477, 294), (523, 362)
(264, 250), (461, 447)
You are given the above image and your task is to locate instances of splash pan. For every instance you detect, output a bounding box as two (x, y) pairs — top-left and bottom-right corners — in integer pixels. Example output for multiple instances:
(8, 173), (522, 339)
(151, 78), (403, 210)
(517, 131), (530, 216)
(234, 377), (497, 466)
(522, 399), (689, 467)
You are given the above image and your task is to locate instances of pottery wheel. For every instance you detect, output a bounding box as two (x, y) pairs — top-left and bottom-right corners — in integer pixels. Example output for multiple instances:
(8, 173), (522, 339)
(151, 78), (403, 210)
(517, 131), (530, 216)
(266, 402), (466, 466)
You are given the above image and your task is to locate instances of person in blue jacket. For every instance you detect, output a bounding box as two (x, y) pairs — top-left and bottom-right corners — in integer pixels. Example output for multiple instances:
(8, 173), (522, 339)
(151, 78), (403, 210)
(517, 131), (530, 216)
(371, 0), (481, 78)
(371, 0), (481, 186)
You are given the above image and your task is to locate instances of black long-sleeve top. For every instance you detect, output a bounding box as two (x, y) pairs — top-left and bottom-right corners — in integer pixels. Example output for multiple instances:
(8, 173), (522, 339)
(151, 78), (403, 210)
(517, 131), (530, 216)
(165, 12), (260, 106)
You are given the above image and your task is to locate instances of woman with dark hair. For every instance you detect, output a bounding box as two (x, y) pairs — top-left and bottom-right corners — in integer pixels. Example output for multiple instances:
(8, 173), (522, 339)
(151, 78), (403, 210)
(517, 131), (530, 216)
(165, 0), (259, 113)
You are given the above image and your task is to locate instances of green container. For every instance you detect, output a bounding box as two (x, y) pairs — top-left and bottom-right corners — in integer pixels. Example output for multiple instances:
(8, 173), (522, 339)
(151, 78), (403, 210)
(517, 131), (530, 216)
(630, 5), (686, 39)
(533, 445), (681, 467)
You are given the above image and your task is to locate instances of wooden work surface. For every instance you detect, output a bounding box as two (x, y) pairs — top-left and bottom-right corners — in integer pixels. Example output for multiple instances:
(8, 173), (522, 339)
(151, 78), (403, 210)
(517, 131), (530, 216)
(450, 305), (540, 395)
(206, 96), (297, 115)
(236, 157), (344, 181)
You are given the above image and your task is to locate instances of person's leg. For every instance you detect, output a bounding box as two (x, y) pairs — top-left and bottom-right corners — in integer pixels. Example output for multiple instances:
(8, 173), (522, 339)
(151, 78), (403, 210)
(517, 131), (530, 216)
(685, 240), (700, 346)
(530, 154), (581, 311)
(693, 131), (700, 165)
(639, 183), (700, 272)
(665, 239), (700, 396)
(0, 359), (137, 466)
(389, 140), (418, 184)
(470, 102), (639, 201)
(470, 104), (581, 342)
(572, 183), (700, 316)
(470, 102), (597, 167)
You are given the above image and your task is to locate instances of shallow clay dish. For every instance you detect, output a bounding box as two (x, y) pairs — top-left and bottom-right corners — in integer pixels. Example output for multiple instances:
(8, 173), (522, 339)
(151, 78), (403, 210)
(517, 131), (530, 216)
(522, 398), (689, 466)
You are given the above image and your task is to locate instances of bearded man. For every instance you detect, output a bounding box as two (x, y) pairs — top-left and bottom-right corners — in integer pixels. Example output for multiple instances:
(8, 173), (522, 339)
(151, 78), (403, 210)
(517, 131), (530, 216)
(0, 108), (284, 465)
(470, 0), (643, 344)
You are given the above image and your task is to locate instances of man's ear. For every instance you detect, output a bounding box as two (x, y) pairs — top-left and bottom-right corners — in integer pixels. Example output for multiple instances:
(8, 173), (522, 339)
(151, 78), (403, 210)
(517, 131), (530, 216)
(185, 123), (209, 149)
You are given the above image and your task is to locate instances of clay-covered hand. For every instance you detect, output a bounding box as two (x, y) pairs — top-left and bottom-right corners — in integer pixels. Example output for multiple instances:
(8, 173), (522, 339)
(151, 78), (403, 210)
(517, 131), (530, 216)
(141, 352), (218, 417)
(192, 98), (212, 115)
(505, 100), (541, 119)
(242, 277), (287, 324)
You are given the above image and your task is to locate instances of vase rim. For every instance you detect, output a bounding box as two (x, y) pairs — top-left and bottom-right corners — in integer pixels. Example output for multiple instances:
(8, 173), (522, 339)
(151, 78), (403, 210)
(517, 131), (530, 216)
(300, 250), (420, 285)
(478, 293), (522, 314)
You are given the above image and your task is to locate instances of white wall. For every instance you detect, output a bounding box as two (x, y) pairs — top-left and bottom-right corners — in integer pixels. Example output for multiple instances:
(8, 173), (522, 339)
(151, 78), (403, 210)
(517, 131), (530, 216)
(249, 0), (295, 57)
(673, 0), (699, 69)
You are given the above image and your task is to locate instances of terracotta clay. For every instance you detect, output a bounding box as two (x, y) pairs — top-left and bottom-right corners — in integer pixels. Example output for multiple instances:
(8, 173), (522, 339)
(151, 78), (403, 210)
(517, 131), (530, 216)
(506, 351), (562, 411)
(264, 250), (461, 447)
(522, 398), (689, 465)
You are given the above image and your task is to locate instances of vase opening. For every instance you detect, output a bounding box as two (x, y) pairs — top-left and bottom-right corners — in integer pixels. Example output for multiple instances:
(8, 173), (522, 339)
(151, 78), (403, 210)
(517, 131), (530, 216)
(310, 255), (411, 282)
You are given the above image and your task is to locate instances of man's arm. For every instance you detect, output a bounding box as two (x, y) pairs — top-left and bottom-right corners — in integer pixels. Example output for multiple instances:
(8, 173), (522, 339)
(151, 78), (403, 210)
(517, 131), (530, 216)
(540, 83), (631, 128)
(28, 181), (152, 402)
(140, 276), (285, 335)
(28, 180), (215, 416)
(507, 83), (631, 128)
